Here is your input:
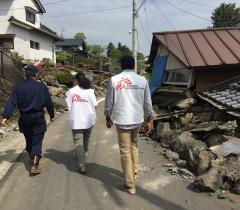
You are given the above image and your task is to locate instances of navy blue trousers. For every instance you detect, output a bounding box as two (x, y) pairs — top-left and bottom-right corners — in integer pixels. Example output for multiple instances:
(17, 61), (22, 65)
(19, 113), (47, 157)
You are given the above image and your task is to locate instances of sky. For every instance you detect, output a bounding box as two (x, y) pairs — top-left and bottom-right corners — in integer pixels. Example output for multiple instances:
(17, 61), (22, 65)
(40, 0), (240, 56)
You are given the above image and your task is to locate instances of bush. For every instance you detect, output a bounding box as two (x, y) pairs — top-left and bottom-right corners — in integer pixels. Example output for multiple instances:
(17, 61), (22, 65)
(56, 72), (74, 87)
(41, 58), (54, 70)
(11, 52), (24, 71)
(56, 51), (72, 63)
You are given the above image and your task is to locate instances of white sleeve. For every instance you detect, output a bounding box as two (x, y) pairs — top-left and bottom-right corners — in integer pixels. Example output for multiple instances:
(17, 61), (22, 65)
(65, 90), (72, 112)
(90, 89), (97, 107)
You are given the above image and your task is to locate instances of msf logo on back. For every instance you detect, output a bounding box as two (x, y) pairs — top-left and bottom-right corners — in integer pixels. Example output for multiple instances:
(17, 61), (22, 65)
(116, 77), (133, 90)
(72, 94), (81, 102)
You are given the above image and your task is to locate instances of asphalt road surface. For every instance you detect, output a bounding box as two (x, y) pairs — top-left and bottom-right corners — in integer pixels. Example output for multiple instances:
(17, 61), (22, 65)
(0, 103), (238, 210)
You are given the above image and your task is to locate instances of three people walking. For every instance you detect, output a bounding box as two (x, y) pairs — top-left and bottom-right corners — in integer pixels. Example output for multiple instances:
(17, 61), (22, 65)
(1, 55), (153, 195)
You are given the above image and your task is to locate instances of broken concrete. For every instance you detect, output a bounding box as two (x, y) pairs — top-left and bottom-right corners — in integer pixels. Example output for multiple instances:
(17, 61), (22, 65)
(43, 75), (59, 87)
(165, 150), (179, 161)
(205, 133), (228, 147)
(172, 98), (196, 110)
(194, 168), (223, 192)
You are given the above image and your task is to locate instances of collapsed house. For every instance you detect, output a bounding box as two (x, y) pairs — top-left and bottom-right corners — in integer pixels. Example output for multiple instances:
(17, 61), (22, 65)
(147, 27), (240, 196)
(148, 27), (240, 104)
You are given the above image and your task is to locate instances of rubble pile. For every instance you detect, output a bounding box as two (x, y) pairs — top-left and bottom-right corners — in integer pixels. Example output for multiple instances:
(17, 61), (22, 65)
(39, 68), (111, 111)
(149, 97), (240, 195)
(0, 124), (19, 143)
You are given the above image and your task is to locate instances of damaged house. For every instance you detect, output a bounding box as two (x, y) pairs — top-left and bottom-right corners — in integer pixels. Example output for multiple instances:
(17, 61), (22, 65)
(148, 27), (240, 195)
(148, 27), (240, 107)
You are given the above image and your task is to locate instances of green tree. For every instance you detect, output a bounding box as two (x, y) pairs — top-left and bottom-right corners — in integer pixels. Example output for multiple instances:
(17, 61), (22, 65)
(56, 51), (72, 62)
(87, 44), (103, 56)
(211, 3), (240, 27)
(137, 52), (144, 60)
(117, 42), (131, 56)
(109, 48), (122, 60)
(74, 32), (86, 40)
(107, 42), (114, 57)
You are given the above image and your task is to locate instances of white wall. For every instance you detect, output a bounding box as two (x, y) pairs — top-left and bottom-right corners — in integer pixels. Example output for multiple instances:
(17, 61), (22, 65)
(13, 26), (55, 62)
(0, 0), (56, 63)
(0, 0), (41, 34)
(13, 0), (41, 28)
(0, 0), (15, 33)
(157, 45), (187, 71)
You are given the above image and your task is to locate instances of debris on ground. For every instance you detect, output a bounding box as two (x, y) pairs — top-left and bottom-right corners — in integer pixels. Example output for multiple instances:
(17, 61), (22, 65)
(147, 86), (240, 196)
(210, 140), (240, 157)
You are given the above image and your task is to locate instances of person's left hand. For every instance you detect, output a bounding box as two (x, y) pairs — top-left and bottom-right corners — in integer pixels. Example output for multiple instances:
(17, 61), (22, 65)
(106, 119), (113, 129)
(1, 118), (8, 127)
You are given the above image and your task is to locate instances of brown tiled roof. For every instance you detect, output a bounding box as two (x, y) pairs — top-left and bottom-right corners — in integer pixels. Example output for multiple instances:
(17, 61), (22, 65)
(150, 27), (240, 69)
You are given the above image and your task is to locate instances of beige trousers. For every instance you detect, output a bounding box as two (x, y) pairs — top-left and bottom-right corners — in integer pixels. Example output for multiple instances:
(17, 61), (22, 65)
(72, 127), (93, 165)
(116, 127), (140, 189)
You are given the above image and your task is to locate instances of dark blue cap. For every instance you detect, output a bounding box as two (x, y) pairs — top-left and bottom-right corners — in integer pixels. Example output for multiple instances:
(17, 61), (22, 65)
(24, 65), (38, 73)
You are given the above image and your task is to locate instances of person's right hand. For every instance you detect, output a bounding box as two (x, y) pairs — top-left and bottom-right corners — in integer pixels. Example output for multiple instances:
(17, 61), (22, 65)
(50, 118), (55, 122)
(1, 119), (8, 127)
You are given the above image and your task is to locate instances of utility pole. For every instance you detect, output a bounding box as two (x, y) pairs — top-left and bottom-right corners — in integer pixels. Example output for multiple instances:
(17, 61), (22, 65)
(132, 0), (138, 73)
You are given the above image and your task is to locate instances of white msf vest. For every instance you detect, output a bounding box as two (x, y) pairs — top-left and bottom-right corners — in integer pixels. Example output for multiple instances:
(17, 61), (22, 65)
(111, 71), (148, 125)
(66, 86), (97, 129)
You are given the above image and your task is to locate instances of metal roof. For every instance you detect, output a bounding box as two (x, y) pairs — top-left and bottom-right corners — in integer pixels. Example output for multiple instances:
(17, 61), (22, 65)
(150, 27), (240, 69)
(55, 39), (84, 47)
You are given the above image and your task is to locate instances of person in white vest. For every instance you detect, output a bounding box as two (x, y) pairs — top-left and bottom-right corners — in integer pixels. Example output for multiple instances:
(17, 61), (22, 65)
(66, 72), (97, 173)
(104, 55), (153, 195)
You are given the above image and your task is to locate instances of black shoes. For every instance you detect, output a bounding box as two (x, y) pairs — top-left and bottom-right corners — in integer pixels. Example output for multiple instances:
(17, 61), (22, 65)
(30, 155), (42, 175)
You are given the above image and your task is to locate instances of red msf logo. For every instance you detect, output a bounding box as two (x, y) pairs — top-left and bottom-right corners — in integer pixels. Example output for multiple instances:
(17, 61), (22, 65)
(72, 94), (81, 102)
(116, 77), (133, 90)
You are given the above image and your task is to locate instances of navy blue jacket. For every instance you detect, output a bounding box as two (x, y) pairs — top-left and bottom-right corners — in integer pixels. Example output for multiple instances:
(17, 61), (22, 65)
(3, 78), (54, 119)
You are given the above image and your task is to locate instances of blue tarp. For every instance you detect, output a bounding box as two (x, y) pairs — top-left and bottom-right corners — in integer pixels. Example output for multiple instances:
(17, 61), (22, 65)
(149, 55), (167, 96)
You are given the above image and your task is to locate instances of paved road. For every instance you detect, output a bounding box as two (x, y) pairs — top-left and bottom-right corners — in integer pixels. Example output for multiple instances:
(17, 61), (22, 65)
(0, 103), (238, 210)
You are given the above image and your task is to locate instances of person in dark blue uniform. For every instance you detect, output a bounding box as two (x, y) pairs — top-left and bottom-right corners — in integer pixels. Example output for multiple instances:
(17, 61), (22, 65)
(1, 64), (55, 175)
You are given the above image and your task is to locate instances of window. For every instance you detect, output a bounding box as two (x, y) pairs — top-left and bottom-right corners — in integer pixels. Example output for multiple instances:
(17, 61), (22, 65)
(26, 10), (36, 24)
(30, 40), (40, 50)
(163, 70), (190, 85)
(0, 38), (14, 49)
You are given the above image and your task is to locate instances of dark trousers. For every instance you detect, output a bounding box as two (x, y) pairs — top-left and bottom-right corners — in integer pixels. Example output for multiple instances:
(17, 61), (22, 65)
(19, 113), (47, 157)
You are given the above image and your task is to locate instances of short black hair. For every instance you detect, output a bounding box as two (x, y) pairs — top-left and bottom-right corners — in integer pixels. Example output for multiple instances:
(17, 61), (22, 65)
(75, 72), (91, 89)
(25, 71), (38, 78)
(120, 55), (135, 70)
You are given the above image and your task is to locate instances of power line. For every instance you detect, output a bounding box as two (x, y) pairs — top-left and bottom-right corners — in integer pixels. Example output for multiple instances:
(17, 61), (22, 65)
(0, 0), (71, 12)
(45, 5), (130, 17)
(177, 0), (215, 8)
(152, 0), (176, 30)
(46, 3), (130, 8)
(44, 0), (70, 5)
(136, 0), (147, 14)
(138, 15), (152, 46)
(144, 3), (151, 40)
(164, 0), (212, 22)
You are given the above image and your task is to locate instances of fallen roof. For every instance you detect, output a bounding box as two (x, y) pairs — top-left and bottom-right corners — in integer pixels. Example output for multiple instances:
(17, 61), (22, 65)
(55, 39), (84, 47)
(199, 76), (240, 117)
(149, 27), (240, 69)
(9, 16), (62, 41)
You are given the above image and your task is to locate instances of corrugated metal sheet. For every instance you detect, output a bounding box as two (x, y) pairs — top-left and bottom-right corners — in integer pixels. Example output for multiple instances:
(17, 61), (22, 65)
(153, 27), (240, 69)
